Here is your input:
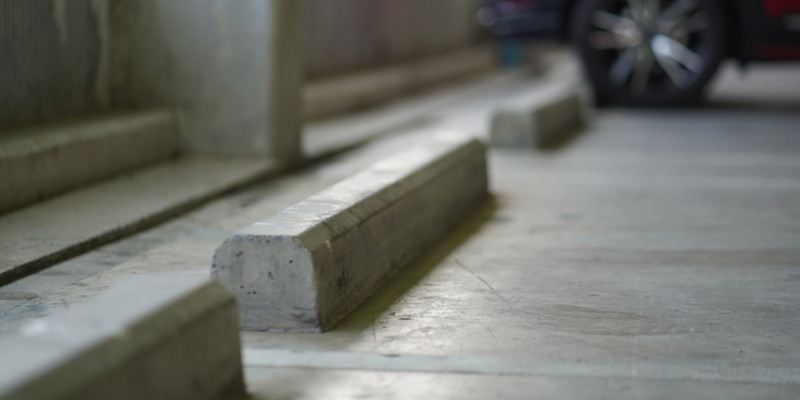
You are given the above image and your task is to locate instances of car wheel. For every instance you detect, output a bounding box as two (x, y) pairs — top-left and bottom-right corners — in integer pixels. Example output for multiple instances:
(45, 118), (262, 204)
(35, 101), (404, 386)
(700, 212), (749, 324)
(571, 0), (729, 106)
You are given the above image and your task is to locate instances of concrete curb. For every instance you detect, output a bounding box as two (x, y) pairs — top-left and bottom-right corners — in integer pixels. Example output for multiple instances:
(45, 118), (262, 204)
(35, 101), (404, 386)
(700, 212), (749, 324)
(0, 110), (178, 214)
(0, 275), (244, 400)
(212, 134), (489, 332)
(490, 82), (590, 149)
(304, 46), (496, 121)
(0, 156), (276, 287)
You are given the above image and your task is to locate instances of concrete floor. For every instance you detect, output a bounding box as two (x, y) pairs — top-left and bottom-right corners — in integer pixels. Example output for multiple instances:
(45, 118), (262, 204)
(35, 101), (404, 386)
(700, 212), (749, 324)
(243, 62), (800, 398)
(2, 57), (799, 398)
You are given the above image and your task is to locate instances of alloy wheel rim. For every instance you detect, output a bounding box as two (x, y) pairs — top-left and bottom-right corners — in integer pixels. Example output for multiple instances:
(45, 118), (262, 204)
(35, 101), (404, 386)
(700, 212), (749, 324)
(587, 0), (711, 95)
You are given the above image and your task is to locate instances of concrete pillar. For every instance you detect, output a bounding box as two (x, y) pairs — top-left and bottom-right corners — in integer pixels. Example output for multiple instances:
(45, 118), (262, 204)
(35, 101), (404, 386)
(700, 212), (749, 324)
(110, 0), (305, 164)
(266, 0), (305, 165)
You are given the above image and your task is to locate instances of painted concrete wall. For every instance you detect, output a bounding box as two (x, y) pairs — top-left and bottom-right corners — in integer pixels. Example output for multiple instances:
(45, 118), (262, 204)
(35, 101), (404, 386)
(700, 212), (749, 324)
(305, 0), (486, 79)
(0, 0), (110, 128)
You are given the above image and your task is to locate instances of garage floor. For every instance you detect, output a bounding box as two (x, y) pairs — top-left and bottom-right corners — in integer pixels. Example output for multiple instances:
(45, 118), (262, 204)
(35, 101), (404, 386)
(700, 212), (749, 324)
(1, 58), (799, 399)
(243, 63), (800, 399)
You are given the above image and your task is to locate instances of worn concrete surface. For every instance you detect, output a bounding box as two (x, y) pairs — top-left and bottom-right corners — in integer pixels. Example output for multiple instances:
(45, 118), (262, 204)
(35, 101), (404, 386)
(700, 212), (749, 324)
(247, 143), (798, 361)
(244, 368), (799, 400)
(301, 50), (579, 158)
(111, 0), (304, 159)
(304, 47), (496, 120)
(1, 58), (799, 398)
(0, 67), (536, 287)
(490, 82), (588, 148)
(303, 0), (484, 79)
(241, 62), (800, 397)
(0, 110), (178, 214)
(0, 127), (474, 330)
(214, 136), (487, 332)
(302, 68), (540, 157)
(0, 275), (243, 400)
(0, 156), (275, 286)
(0, 0), (110, 127)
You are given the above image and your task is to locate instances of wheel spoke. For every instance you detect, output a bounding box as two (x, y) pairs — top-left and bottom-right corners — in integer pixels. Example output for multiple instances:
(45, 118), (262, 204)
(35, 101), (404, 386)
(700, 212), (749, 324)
(591, 10), (636, 31)
(652, 34), (705, 73)
(589, 0), (713, 98)
(654, 48), (691, 88)
(627, 0), (645, 21)
(609, 47), (638, 86)
(644, 0), (661, 20)
(590, 11), (641, 49)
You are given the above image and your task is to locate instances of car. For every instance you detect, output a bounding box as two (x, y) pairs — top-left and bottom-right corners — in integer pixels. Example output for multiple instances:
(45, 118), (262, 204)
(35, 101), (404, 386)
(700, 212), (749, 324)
(478, 0), (800, 106)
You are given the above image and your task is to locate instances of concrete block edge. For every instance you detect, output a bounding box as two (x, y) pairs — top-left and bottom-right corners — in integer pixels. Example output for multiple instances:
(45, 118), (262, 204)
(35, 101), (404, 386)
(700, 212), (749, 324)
(0, 275), (245, 400)
(212, 134), (489, 332)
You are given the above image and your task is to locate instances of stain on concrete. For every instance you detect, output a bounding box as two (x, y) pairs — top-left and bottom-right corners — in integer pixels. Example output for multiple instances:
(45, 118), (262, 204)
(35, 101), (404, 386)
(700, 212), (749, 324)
(0, 291), (39, 300)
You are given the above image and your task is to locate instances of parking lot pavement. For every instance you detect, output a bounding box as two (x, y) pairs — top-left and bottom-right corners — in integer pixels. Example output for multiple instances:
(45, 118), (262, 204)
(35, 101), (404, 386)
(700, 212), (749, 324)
(2, 55), (798, 399)
(244, 62), (800, 398)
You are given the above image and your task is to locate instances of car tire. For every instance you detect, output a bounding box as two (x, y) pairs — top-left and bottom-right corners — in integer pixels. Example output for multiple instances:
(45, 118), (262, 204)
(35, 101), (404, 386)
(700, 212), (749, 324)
(570, 0), (729, 106)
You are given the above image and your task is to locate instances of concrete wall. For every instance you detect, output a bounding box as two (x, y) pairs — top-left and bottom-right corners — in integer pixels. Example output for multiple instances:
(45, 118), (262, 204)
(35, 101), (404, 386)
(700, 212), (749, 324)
(2, 0), (486, 157)
(0, 0), (110, 129)
(108, 0), (485, 155)
(108, 0), (304, 161)
(305, 0), (486, 79)
(109, 0), (272, 156)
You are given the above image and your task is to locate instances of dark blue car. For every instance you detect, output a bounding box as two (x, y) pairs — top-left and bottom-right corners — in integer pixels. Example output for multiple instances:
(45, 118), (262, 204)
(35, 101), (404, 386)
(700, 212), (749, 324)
(480, 0), (800, 105)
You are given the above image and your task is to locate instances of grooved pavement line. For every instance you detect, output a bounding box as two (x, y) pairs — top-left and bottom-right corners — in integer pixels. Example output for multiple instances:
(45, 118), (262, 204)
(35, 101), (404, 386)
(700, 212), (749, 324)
(243, 349), (800, 386)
